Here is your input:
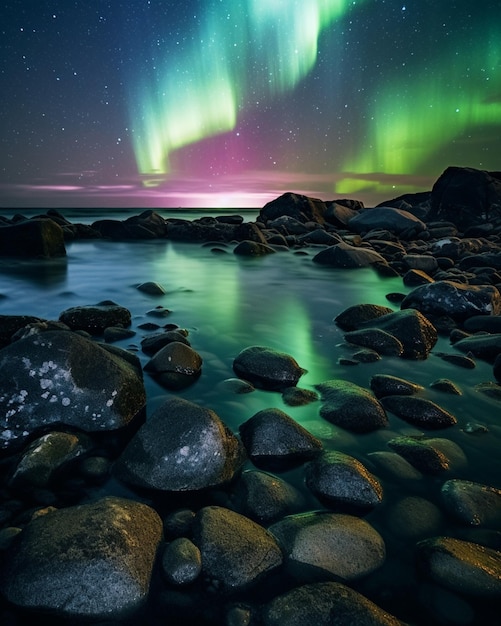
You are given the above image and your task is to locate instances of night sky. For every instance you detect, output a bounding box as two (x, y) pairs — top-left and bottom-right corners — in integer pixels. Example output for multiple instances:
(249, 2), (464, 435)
(1, 1), (500, 209)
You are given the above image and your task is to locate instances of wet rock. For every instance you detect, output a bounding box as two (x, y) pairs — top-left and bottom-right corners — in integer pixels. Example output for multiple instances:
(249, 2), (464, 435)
(233, 240), (276, 256)
(312, 241), (388, 268)
(143, 341), (202, 390)
(348, 206), (427, 237)
(8, 431), (92, 489)
(402, 253), (438, 274)
(262, 581), (404, 626)
(400, 280), (501, 322)
(453, 333), (501, 364)
(0, 218), (66, 258)
(269, 511), (385, 581)
(192, 506), (283, 592)
(463, 315), (501, 334)
(428, 166), (501, 230)
(233, 345), (306, 391)
(140, 329), (190, 355)
(474, 382), (501, 402)
(315, 379), (388, 433)
(370, 373), (425, 398)
(136, 281), (167, 295)
(360, 309), (438, 359)
(380, 395), (458, 429)
(281, 386), (319, 406)
(366, 451), (423, 481)
(403, 268), (434, 286)
(434, 352), (476, 369)
(343, 328), (404, 356)
(429, 378), (462, 395)
(103, 326), (136, 342)
(305, 451), (383, 511)
(259, 192), (328, 225)
(386, 496), (443, 538)
(416, 536), (501, 597)
(114, 397), (245, 491)
(0, 314), (43, 349)
(0, 497), (163, 619)
(297, 229), (342, 246)
(59, 300), (131, 335)
(231, 470), (306, 524)
(239, 408), (322, 469)
(0, 329), (146, 451)
(441, 479), (501, 527)
(334, 303), (394, 331)
(161, 537), (202, 586)
(387, 436), (466, 475)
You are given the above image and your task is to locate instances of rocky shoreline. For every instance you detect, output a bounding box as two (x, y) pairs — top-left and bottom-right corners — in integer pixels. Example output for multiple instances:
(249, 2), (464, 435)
(0, 165), (501, 625)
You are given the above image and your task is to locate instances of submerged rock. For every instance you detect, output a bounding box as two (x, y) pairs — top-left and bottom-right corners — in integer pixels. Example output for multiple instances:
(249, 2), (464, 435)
(262, 581), (404, 626)
(143, 341), (203, 390)
(192, 506), (283, 592)
(441, 479), (501, 527)
(305, 451), (383, 511)
(315, 379), (388, 433)
(59, 300), (132, 335)
(269, 511), (386, 581)
(239, 407), (322, 469)
(334, 303), (394, 331)
(233, 345), (306, 390)
(387, 436), (466, 475)
(370, 373), (425, 398)
(380, 395), (458, 429)
(416, 536), (501, 597)
(114, 397), (245, 491)
(0, 497), (163, 620)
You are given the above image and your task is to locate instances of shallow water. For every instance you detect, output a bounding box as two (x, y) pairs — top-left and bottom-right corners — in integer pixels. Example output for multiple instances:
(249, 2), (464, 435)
(1, 209), (500, 624)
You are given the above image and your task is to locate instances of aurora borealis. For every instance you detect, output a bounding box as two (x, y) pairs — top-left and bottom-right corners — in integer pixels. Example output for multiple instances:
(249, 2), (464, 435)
(1, 1), (500, 208)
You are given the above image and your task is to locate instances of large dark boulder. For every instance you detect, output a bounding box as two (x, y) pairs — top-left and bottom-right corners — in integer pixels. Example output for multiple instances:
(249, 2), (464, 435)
(401, 281), (501, 322)
(312, 241), (388, 269)
(233, 346), (306, 390)
(0, 329), (146, 451)
(192, 506), (283, 592)
(428, 166), (501, 230)
(0, 218), (66, 258)
(259, 193), (328, 225)
(0, 315), (43, 349)
(59, 301), (131, 335)
(348, 207), (427, 238)
(114, 397), (245, 491)
(0, 497), (163, 620)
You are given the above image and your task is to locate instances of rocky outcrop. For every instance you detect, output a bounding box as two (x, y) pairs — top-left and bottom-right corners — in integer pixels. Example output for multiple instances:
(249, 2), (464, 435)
(0, 218), (66, 258)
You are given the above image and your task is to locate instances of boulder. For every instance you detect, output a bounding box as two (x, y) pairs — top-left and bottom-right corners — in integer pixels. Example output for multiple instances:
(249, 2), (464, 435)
(387, 436), (467, 475)
(269, 512), (385, 581)
(312, 241), (388, 268)
(114, 397), (245, 492)
(0, 497), (162, 619)
(360, 309), (438, 359)
(259, 192), (328, 225)
(370, 374), (425, 398)
(161, 538), (202, 586)
(0, 314), (43, 349)
(441, 479), (501, 527)
(0, 218), (66, 258)
(140, 329), (190, 355)
(0, 329), (146, 451)
(233, 346), (306, 390)
(380, 395), (458, 429)
(400, 281), (501, 322)
(305, 451), (383, 510)
(192, 506), (283, 592)
(343, 328), (404, 356)
(428, 166), (501, 230)
(239, 407), (322, 469)
(348, 207), (427, 238)
(143, 341), (202, 390)
(334, 303), (394, 331)
(416, 536), (501, 597)
(453, 334), (501, 364)
(233, 240), (276, 256)
(315, 379), (388, 433)
(59, 300), (131, 335)
(231, 470), (306, 524)
(262, 582), (404, 626)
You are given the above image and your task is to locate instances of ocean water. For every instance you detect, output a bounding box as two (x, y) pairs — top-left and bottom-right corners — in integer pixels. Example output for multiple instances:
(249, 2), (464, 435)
(0, 208), (500, 624)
